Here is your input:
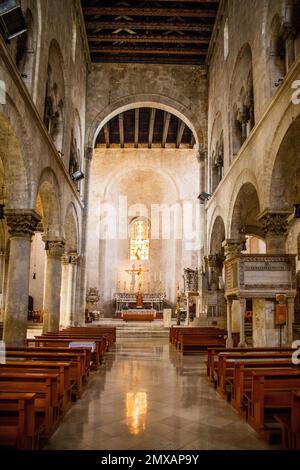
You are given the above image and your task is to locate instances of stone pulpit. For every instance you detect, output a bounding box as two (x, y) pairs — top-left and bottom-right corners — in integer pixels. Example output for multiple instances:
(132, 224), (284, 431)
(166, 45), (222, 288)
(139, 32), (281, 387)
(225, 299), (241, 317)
(224, 252), (296, 347)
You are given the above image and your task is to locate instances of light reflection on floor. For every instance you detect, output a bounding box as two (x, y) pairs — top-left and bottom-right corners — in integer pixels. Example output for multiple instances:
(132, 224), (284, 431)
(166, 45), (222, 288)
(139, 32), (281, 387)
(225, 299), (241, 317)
(45, 339), (274, 450)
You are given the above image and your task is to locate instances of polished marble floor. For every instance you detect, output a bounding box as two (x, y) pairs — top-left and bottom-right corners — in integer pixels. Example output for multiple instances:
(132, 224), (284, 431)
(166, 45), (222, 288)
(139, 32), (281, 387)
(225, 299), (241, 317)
(45, 339), (274, 450)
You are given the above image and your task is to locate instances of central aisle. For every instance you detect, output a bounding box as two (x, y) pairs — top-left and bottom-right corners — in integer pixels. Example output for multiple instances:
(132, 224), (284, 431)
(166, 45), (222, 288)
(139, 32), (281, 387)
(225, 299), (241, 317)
(46, 339), (272, 450)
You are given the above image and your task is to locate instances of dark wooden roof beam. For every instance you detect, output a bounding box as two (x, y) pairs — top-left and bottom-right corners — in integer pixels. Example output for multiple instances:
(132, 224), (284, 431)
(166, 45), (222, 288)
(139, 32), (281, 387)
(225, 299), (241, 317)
(103, 124), (110, 148)
(162, 112), (171, 148)
(83, 7), (217, 18)
(134, 108), (139, 148)
(148, 108), (156, 149)
(119, 113), (124, 148)
(176, 121), (186, 148)
(88, 35), (210, 44)
(86, 22), (214, 32)
(89, 47), (207, 55)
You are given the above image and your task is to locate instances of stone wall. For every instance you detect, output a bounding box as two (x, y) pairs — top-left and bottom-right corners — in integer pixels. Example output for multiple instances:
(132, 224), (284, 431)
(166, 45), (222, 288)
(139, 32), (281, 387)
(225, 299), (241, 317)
(86, 148), (200, 316)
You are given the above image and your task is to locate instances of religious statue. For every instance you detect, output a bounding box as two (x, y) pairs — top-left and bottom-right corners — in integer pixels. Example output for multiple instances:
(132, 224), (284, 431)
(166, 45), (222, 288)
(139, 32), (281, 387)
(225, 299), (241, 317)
(125, 264), (149, 308)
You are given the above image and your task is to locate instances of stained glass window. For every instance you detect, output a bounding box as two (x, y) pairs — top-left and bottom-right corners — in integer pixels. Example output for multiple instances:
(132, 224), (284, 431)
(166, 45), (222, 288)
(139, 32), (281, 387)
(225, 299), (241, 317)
(130, 219), (150, 261)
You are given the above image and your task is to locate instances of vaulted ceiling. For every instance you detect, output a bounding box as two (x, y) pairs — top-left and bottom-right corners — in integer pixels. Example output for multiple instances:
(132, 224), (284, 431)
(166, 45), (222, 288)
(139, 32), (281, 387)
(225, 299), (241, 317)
(95, 108), (195, 149)
(81, 0), (220, 65)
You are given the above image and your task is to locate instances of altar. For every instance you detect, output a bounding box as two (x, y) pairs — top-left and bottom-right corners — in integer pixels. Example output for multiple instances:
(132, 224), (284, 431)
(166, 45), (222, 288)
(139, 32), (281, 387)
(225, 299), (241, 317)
(114, 293), (166, 314)
(121, 309), (156, 322)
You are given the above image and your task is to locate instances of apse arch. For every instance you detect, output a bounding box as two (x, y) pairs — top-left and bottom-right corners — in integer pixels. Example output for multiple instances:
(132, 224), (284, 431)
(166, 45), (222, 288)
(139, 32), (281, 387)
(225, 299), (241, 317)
(103, 164), (180, 202)
(88, 94), (204, 152)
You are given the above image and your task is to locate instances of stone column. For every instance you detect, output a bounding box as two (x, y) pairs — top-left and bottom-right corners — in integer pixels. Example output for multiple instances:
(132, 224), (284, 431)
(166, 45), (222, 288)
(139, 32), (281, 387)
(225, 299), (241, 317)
(60, 254), (70, 328)
(226, 299), (233, 348)
(0, 250), (6, 321)
(3, 210), (41, 347)
(78, 147), (93, 325)
(64, 253), (79, 327)
(260, 212), (289, 254)
(42, 240), (65, 334)
(1, 250), (9, 317)
(238, 298), (247, 347)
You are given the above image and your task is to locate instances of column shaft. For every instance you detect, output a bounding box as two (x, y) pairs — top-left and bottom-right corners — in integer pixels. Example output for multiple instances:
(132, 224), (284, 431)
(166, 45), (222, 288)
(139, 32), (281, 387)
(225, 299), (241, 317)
(226, 299), (233, 348)
(238, 298), (247, 347)
(3, 210), (41, 347)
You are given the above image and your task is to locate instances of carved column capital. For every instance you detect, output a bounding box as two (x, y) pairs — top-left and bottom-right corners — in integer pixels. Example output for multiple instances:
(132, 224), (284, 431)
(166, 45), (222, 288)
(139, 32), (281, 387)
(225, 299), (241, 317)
(69, 252), (80, 265)
(45, 240), (65, 259)
(260, 212), (289, 236)
(207, 254), (225, 269)
(222, 239), (244, 261)
(61, 253), (70, 265)
(5, 209), (41, 240)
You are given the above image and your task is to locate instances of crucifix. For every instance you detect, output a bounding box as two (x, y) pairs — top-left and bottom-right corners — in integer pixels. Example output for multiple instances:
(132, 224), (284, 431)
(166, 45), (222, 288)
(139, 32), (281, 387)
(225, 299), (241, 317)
(126, 264), (149, 308)
(126, 264), (149, 293)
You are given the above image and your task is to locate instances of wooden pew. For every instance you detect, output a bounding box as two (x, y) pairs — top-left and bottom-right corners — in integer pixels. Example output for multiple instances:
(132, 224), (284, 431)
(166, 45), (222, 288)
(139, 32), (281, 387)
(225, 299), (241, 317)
(207, 347), (295, 384)
(246, 370), (300, 442)
(216, 352), (294, 397)
(27, 337), (104, 369)
(231, 361), (299, 412)
(275, 391), (300, 450)
(0, 372), (60, 438)
(65, 326), (116, 344)
(0, 392), (41, 450)
(178, 332), (226, 354)
(44, 330), (114, 350)
(170, 326), (227, 347)
(6, 349), (87, 399)
(0, 361), (72, 415)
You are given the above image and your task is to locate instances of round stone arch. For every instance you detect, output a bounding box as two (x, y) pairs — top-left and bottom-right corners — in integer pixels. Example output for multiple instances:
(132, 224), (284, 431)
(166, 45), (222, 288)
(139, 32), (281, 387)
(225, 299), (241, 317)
(209, 213), (226, 256)
(87, 93), (205, 152)
(227, 170), (262, 238)
(64, 202), (79, 254)
(265, 103), (300, 212)
(0, 105), (31, 209)
(36, 167), (62, 239)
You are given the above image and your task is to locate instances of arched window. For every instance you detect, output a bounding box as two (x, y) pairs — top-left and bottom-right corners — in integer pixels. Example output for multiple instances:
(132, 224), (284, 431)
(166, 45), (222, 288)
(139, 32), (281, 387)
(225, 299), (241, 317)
(130, 218), (150, 261)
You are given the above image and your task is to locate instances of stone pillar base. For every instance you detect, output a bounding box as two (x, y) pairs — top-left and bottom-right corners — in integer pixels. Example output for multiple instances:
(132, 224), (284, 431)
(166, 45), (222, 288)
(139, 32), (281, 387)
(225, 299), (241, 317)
(226, 337), (234, 348)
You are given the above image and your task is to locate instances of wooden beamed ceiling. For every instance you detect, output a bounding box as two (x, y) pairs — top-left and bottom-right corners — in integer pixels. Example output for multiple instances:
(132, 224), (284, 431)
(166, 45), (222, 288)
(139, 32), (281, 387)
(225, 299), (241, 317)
(81, 0), (220, 65)
(95, 107), (195, 149)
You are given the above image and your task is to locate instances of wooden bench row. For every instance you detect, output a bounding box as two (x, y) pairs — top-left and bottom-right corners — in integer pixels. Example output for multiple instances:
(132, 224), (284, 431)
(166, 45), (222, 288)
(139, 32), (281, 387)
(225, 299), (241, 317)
(0, 326), (116, 450)
(207, 347), (300, 448)
(170, 326), (239, 354)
